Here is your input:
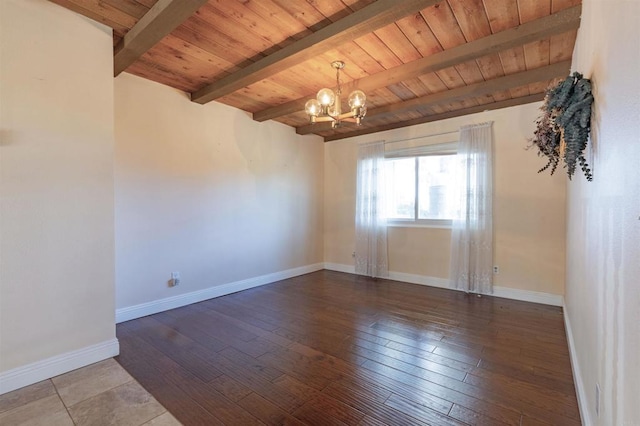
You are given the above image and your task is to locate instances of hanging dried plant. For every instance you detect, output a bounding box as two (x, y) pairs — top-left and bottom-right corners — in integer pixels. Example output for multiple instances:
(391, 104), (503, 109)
(528, 72), (594, 181)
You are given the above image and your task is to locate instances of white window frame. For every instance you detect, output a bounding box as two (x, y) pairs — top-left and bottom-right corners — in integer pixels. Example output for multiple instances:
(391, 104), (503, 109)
(384, 141), (458, 229)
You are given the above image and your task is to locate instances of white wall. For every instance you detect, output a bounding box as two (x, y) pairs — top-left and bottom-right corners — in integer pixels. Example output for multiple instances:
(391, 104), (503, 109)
(0, 0), (117, 387)
(325, 103), (567, 299)
(114, 74), (324, 313)
(566, 0), (640, 425)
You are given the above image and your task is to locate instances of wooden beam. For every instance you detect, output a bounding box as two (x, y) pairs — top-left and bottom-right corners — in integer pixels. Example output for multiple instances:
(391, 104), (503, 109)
(322, 93), (545, 142)
(190, 0), (441, 104)
(114, 0), (208, 76)
(296, 60), (570, 135)
(254, 5), (581, 122)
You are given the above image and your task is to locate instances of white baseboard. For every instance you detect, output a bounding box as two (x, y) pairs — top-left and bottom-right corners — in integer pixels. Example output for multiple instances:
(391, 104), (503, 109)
(563, 301), (591, 426)
(492, 286), (563, 307)
(116, 263), (325, 323)
(323, 263), (563, 306)
(323, 262), (355, 274)
(0, 339), (119, 395)
(388, 270), (452, 289)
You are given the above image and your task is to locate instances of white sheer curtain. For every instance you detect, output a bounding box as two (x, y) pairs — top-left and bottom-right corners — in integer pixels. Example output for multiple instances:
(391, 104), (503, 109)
(449, 122), (493, 294)
(355, 141), (388, 278)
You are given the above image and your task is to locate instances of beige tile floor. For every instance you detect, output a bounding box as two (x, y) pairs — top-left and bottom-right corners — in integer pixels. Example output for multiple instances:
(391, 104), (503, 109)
(0, 358), (181, 426)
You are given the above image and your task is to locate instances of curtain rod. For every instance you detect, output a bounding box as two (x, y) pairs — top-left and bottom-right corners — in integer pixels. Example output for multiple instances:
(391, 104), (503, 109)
(384, 130), (459, 145)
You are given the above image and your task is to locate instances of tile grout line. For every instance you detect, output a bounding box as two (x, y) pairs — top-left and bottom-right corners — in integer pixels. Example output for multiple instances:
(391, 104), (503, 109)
(54, 359), (168, 426)
(128, 375), (172, 426)
(50, 378), (78, 426)
(140, 410), (170, 426)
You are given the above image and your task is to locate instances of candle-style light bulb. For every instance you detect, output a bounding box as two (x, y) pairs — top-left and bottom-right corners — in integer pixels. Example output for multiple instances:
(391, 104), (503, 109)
(316, 88), (336, 107)
(348, 90), (366, 108)
(305, 99), (321, 117)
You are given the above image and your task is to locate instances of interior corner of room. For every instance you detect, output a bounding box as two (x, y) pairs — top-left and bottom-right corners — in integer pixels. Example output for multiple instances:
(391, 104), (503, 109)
(0, 0), (638, 425)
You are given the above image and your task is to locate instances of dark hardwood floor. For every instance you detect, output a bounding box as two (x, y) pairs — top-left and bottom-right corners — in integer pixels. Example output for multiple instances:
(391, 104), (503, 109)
(115, 270), (581, 426)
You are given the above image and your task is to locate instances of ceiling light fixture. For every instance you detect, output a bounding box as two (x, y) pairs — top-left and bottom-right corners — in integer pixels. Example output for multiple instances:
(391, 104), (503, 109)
(304, 61), (367, 128)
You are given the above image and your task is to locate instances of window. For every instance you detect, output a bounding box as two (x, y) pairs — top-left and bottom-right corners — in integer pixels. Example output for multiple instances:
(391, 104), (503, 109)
(384, 144), (458, 227)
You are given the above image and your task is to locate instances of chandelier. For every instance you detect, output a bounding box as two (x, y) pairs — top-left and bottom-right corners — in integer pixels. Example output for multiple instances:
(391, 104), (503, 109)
(304, 61), (367, 128)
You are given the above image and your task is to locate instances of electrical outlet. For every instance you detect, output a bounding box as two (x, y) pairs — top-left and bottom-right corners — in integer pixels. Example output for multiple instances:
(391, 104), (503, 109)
(596, 383), (600, 417)
(352, 251), (356, 258)
(169, 271), (181, 287)
(493, 265), (499, 274)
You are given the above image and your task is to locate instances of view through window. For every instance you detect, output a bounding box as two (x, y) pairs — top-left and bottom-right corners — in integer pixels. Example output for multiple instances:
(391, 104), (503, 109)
(384, 154), (458, 224)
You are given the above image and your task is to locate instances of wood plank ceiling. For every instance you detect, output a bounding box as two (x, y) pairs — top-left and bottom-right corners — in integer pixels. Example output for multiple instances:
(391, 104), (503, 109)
(49, 0), (582, 141)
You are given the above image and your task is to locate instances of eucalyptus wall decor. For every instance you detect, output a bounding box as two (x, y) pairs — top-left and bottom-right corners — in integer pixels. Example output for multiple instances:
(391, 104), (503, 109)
(529, 72), (594, 181)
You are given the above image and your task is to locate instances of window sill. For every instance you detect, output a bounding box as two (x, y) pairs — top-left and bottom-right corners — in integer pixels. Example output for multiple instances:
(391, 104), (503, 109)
(386, 220), (452, 229)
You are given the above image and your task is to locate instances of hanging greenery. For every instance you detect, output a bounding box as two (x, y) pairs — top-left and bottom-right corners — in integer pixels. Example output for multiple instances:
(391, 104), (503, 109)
(529, 72), (594, 181)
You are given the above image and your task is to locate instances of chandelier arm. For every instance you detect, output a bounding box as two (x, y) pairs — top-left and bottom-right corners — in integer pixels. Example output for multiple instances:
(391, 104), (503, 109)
(313, 115), (337, 123)
(336, 111), (357, 120)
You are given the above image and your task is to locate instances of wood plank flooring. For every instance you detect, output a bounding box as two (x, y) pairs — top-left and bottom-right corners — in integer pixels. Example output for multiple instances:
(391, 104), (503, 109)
(115, 270), (580, 425)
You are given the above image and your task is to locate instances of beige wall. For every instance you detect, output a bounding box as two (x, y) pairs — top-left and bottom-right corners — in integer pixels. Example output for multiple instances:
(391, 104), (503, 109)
(0, 0), (116, 373)
(114, 74), (324, 310)
(566, 0), (640, 424)
(325, 102), (567, 295)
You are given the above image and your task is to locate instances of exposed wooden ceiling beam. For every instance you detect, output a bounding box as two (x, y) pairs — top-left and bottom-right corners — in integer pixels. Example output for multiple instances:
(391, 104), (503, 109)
(254, 5), (581, 123)
(296, 60), (570, 135)
(114, 0), (208, 76)
(323, 93), (545, 142)
(190, 0), (441, 105)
